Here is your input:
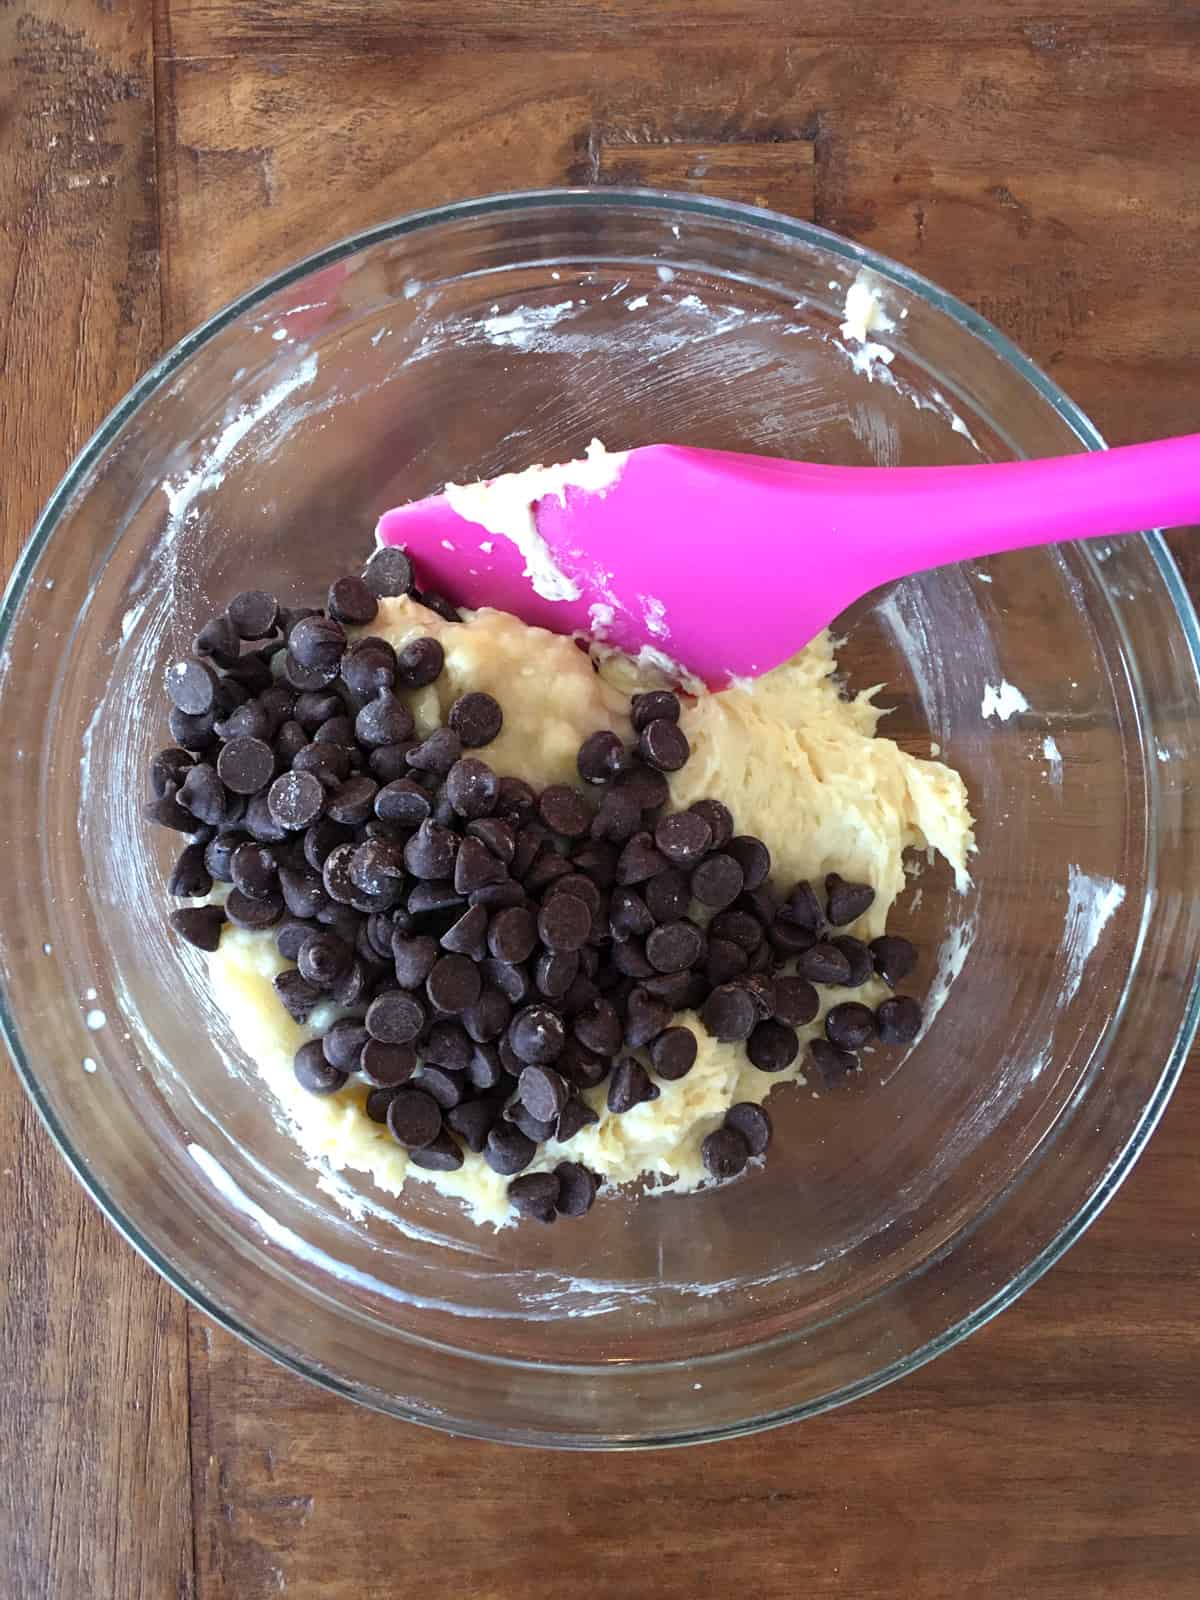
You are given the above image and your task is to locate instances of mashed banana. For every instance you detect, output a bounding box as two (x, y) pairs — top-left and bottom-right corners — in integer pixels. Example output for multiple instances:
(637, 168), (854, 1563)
(208, 599), (973, 1226)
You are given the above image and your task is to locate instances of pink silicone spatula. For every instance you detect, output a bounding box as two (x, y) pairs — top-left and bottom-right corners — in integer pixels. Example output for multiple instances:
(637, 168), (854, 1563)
(375, 437), (1200, 688)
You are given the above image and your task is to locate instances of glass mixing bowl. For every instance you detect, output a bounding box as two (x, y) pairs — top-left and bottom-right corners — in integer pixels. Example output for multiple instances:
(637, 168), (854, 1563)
(2, 190), (1198, 1448)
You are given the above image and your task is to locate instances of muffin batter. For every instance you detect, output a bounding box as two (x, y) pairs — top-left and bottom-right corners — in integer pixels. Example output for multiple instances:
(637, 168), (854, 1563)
(206, 598), (973, 1226)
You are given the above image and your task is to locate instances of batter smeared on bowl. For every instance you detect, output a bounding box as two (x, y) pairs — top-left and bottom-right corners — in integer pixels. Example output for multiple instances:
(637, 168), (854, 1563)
(146, 534), (973, 1228)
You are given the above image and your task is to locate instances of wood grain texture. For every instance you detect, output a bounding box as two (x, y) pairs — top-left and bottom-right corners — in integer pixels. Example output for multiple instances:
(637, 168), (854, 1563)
(0, 5), (192, 1599)
(4, 1), (1200, 1596)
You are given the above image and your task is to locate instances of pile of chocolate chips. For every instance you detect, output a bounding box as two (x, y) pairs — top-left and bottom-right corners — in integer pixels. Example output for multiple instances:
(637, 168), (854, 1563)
(145, 550), (924, 1224)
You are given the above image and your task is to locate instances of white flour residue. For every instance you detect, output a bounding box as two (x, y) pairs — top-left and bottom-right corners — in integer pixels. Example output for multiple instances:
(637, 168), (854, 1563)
(1062, 865), (1125, 1002)
(922, 914), (977, 1032)
(981, 680), (1030, 721)
(640, 594), (669, 639)
(477, 301), (577, 349)
(441, 439), (627, 603)
(588, 601), (614, 638)
(838, 273), (896, 379)
(1042, 734), (1063, 784)
(162, 356), (319, 538)
(625, 293), (649, 310)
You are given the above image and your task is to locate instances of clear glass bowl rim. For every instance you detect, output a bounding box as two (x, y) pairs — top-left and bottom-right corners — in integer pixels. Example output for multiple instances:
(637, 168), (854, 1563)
(4, 185), (1198, 1447)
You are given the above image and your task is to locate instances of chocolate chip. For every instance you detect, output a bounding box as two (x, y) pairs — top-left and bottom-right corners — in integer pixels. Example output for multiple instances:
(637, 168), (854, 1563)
(168, 842), (212, 898)
(535, 949), (579, 999)
(203, 831), (245, 883)
(228, 590), (279, 639)
(467, 1043), (505, 1091)
(448, 691), (502, 748)
(487, 905), (536, 965)
(297, 932), (352, 989)
(609, 887), (654, 941)
(439, 903), (489, 960)
(361, 1038), (417, 1087)
(409, 1130), (465, 1171)
(644, 867), (689, 923)
(355, 688), (414, 750)
(391, 933), (436, 990)
(404, 819), (458, 879)
(219, 700), (273, 743)
(482, 959), (530, 1005)
(780, 880), (823, 931)
(631, 691), (680, 731)
(467, 816), (516, 863)
(612, 938), (653, 980)
(573, 997), (623, 1057)
(607, 1057), (659, 1113)
(649, 1027), (697, 1081)
(168, 904), (226, 951)
(688, 798), (733, 849)
(624, 986), (673, 1048)
(439, 757), (497, 821)
(446, 1098), (498, 1153)
(386, 1088), (442, 1148)
(702, 1126), (748, 1179)
(809, 1038), (858, 1084)
(165, 659), (219, 716)
(289, 614), (347, 674)
(519, 1065), (570, 1123)
(293, 690), (343, 732)
(725, 1102), (771, 1156)
(194, 614), (240, 664)
(509, 1004), (566, 1065)
(484, 1122), (537, 1176)
(322, 1018), (370, 1072)
(555, 1161), (598, 1216)
(420, 1060), (467, 1107)
(417, 590), (461, 623)
(876, 995), (923, 1045)
(538, 893), (591, 953)
(642, 971), (698, 1008)
(406, 727), (462, 775)
(826, 873), (876, 926)
(350, 838), (406, 895)
(572, 840), (618, 888)
(524, 845), (572, 895)
(244, 792), (289, 843)
(577, 730), (629, 784)
(217, 736), (275, 795)
(653, 811), (711, 866)
(394, 635), (444, 688)
(363, 546), (415, 598)
(293, 742), (349, 790)
(453, 835), (506, 895)
(341, 639), (397, 701)
(150, 747), (194, 799)
(279, 604), (319, 636)
(426, 953), (482, 1014)
(277, 865), (327, 920)
(768, 916), (817, 957)
(462, 986), (512, 1043)
(727, 835), (771, 891)
(555, 1094), (598, 1144)
(226, 888), (284, 930)
(364, 1087), (398, 1123)
(370, 743), (416, 783)
(590, 786), (642, 844)
(230, 841), (277, 900)
(691, 852), (744, 910)
(830, 936), (873, 987)
(537, 784), (590, 838)
(870, 935), (917, 987)
(637, 717), (689, 772)
(645, 919), (704, 974)
(168, 705), (217, 752)
(826, 1001), (875, 1051)
(277, 918), (315, 964)
(374, 777), (430, 827)
(327, 575), (379, 626)
(797, 941), (853, 986)
(272, 717), (309, 764)
(273, 968), (322, 1023)
(284, 651), (339, 691)
(294, 1040), (346, 1095)
(746, 1019), (799, 1072)
(700, 983), (758, 1042)
(616, 831), (668, 885)
(495, 776), (536, 822)
(366, 991), (426, 1044)
(502, 1171), (559, 1224)
(709, 910), (763, 953)
(173, 762), (226, 826)
(558, 1039), (608, 1091)
(772, 976), (820, 1027)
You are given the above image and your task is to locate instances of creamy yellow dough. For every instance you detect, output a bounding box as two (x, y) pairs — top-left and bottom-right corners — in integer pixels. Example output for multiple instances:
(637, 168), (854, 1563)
(207, 599), (974, 1227)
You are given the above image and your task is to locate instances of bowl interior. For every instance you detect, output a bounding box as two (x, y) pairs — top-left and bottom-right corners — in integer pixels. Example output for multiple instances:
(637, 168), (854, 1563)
(3, 193), (1198, 1445)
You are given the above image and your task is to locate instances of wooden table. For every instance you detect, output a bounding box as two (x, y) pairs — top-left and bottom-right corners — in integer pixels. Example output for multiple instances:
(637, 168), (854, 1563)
(3, 3), (1199, 1595)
